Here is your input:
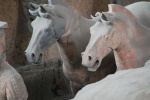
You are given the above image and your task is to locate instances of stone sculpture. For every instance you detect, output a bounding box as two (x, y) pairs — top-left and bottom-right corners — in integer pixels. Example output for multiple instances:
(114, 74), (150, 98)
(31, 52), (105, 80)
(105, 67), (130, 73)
(25, 0), (117, 96)
(72, 60), (150, 100)
(0, 21), (28, 100)
(25, 1), (150, 95)
(82, 2), (150, 71)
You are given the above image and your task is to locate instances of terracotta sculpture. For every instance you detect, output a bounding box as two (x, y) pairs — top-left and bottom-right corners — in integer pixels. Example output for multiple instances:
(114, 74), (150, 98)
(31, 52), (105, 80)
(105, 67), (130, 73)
(72, 60), (150, 100)
(25, 0), (116, 96)
(82, 3), (150, 71)
(25, 1), (150, 95)
(0, 21), (28, 100)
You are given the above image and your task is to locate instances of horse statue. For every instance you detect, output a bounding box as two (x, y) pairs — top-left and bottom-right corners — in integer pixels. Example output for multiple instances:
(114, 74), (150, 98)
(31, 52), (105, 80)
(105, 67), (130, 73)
(25, 0), (116, 96)
(72, 60), (150, 100)
(25, 0), (150, 95)
(0, 21), (28, 100)
(82, 3), (150, 71)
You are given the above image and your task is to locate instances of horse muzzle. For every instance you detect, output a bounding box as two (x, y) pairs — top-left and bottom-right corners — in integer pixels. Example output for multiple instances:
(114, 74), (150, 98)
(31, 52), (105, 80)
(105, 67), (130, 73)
(25, 51), (43, 64)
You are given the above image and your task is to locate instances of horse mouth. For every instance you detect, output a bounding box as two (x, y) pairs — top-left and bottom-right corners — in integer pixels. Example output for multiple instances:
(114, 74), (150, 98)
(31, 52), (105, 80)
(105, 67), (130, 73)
(28, 61), (42, 65)
(88, 60), (100, 72)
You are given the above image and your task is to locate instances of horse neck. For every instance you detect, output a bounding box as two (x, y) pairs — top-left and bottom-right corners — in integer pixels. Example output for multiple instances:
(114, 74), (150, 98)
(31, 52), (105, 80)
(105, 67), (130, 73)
(114, 40), (138, 70)
(113, 17), (150, 70)
(57, 8), (95, 66)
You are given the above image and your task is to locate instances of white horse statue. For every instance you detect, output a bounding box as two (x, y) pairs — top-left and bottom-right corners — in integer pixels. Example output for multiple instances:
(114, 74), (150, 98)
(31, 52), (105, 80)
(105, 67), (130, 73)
(82, 3), (150, 71)
(25, 0), (117, 96)
(72, 60), (150, 100)
(25, 0), (150, 95)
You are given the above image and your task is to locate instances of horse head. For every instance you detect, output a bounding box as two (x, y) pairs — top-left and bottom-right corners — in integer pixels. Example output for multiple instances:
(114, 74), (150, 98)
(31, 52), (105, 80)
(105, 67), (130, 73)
(82, 4), (136, 71)
(25, 2), (68, 64)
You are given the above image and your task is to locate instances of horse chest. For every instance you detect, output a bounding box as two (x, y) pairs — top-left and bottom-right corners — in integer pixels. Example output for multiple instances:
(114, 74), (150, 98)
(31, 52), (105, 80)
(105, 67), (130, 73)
(62, 61), (89, 85)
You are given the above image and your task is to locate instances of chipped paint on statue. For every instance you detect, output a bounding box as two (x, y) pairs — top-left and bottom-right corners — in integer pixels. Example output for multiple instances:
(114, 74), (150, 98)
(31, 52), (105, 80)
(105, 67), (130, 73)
(82, 2), (150, 71)
(0, 21), (28, 100)
(25, 1), (150, 95)
(25, 0), (116, 96)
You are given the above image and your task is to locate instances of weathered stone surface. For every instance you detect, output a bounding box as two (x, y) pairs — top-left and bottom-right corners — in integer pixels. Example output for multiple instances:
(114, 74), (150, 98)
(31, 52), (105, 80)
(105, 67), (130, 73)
(0, 0), (149, 66)
(0, 0), (18, 64)
(82, 2), (150, 71)
(0, 60), (28, 100)
(64, 0), (94, 18)
(92, 0), (110, 15)
(0, 0), (113, 66)
(1, 0), (149, 100)
(0, 21), (28, 100)
(72, 60), (150, 100)
(15, 0), (61, 65)
(16, 59), (71, 100)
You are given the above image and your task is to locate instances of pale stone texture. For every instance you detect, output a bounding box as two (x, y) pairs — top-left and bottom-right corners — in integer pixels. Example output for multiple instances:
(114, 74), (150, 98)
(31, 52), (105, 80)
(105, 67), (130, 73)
(72, 60), (150, 100)
(0, 0), (149, 66)
(0, 0), (149, 100)
(0, 22), (28, 100)
(82, 2), (150, 71)
(0, 0), (111, 66)
(0, 60), (28, 100)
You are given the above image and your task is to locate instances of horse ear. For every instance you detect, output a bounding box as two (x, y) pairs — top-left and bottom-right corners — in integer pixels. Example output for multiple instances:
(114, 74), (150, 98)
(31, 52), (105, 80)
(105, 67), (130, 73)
(40, 5), (56, 16)
(29, 2), (40, 17)
(29, 2), (40, 9)
(100, 12), (112, 24)
(48, 0), (68, 7)
(0, 22), (8, 29)
(108, 4), (136, 19)
(29, 9), (39, 17)
(91, 12), (102, 21)
(38, 6), (55, 18)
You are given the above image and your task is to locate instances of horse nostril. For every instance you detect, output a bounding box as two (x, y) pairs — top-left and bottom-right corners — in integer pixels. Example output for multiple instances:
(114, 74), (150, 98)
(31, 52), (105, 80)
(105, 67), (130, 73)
(88, 56), (92, 61)
(24, 52), (26, 55)
(31, 53), (35, 59)
(39, 53), (43, 57)
(39, 53), (43, 61)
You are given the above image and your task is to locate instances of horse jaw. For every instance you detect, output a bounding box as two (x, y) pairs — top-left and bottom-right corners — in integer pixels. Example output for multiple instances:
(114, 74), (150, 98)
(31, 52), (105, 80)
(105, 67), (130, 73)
(81, 52), (102, 72)
(87, 60), (101, 72)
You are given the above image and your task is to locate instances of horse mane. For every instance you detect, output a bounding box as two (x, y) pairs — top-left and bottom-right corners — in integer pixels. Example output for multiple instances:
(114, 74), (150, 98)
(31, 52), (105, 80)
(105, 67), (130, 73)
(61, 5), (82, 38)
(108, 4), (136, 20)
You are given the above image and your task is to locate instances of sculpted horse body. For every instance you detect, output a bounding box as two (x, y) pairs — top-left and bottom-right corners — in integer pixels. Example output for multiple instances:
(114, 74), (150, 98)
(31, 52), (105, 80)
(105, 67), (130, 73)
(25, 1), (150, 95)
(72, 60), (150, 100)
(25, 1), (116, 95)
(82, 3), (150, 71)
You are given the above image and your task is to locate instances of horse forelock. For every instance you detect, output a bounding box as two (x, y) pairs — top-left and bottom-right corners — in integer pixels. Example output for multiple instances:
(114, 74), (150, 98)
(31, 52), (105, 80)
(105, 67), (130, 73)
(32, 16), (52, 29)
